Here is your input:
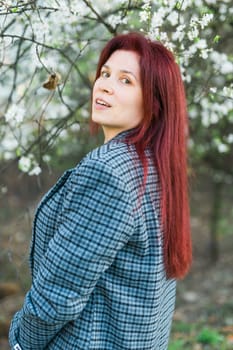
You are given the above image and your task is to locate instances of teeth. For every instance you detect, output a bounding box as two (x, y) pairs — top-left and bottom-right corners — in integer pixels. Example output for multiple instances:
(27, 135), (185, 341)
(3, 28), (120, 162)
(96, 99), (109, 107)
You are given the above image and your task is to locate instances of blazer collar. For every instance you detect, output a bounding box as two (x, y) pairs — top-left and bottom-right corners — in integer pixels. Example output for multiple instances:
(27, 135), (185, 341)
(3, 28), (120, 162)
(107, 127), (138, 144)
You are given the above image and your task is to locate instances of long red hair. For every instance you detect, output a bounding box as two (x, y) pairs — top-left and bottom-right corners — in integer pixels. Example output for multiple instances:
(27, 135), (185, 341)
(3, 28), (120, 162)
(91, 32), (192, 279)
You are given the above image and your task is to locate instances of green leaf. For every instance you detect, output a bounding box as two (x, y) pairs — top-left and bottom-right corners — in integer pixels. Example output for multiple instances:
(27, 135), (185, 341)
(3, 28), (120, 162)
(209, 93), (215, 101)
(11, 7), (18, 13)
(16, 148), (21, 157)
(213, 35), (221, 43)
(175, 2), (182, 10)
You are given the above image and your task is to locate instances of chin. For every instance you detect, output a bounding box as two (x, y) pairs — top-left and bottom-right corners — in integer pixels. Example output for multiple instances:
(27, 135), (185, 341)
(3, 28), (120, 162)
(91, 114), (101, 124)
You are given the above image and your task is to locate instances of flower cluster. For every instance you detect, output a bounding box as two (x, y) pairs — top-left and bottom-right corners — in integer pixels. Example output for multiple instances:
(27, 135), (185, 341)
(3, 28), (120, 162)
(5, 104), (26, 126)
(19, 156), (41, 175)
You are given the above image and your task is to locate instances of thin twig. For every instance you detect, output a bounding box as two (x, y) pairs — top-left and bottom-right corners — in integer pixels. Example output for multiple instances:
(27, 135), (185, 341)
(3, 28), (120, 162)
(81, 0), (116, 35)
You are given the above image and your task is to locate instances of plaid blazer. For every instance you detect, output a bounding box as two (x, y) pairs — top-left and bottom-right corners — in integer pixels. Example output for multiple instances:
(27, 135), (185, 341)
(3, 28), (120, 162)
(9, 129), (176, 350)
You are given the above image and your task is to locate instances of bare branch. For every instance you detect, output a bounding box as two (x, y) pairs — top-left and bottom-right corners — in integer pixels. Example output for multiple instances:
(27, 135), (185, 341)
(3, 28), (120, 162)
(5, 25), (28, 112)
(81, 0), (117, 35)
(1, 33), (92, 89)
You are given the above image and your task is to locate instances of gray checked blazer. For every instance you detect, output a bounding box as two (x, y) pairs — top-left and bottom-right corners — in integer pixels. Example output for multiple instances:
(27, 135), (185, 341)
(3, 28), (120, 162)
(9, 129), (176, 350)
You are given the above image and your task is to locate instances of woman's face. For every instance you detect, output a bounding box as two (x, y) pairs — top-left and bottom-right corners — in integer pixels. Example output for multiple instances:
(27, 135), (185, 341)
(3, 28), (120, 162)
(92, 50), (144, 142)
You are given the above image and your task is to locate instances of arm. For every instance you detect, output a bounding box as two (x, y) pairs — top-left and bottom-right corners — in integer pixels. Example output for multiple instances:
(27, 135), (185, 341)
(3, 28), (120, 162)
(9, 158), (134, 349)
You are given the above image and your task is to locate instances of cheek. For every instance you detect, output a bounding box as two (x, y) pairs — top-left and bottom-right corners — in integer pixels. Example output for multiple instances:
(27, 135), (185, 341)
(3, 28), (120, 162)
(92, 80), (100, 93)
(133, 96), (144, 121)
(136, 91), (144, 111)
(92, 82), (97, 95)
(92, 84), (98, 103)
(139, 99), (144, 113)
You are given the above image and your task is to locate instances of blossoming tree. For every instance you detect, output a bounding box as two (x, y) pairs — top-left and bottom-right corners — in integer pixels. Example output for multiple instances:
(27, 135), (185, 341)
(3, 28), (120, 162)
(0, 0), (232, 172)
(0, 1), (233, 258)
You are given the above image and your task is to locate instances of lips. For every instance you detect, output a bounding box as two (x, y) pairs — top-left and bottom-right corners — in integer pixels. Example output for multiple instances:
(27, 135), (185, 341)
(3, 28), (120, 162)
(95, 98), (111, 108)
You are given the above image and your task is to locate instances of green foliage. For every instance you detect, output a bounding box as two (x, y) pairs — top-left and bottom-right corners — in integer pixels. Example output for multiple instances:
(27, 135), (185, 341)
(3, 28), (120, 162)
(168, 339), (185, 350)
(197, 327), (224, 345)
(172, 320), (194, 333)
(169, 322), (231, 350)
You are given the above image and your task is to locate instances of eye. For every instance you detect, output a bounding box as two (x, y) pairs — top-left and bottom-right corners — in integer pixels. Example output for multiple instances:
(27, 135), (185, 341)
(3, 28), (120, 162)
(121, 77), (131, 84)
(100, 70), (110, 78)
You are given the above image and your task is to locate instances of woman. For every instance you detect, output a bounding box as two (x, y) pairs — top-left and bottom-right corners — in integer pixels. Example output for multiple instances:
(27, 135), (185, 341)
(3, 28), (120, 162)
(9, 32), (192, 350)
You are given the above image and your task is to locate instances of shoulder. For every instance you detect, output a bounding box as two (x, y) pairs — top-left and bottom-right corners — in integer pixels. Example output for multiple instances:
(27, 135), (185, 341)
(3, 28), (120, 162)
(75, 140), (137, 180)
(68, 141), (135, 197)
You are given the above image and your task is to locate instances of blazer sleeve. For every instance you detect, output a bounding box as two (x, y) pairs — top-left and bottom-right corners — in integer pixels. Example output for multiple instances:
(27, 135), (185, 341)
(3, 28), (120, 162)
(9, 158), (134, 349)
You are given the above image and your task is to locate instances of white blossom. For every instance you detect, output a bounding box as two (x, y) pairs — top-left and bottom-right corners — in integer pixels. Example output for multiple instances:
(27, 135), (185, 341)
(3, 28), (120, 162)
(210, 87), (217, 93)
(70, 1), (90, 16)
(32, 20), (51, 43)
(19, 156), (31, 173)
(1, 134), (18, 152)
(18, 155), (41, 175)
(94, 0), (127, 11)
(81, 108), (89, 119)
(5, 104), (26, 125)
(192, 0), (203, 6)
(1, 186), (8, 194)
(147, 27), (160, 41)
(189, 107), (198, 118)
(1, 1), (14, 7)
(222, 86), (233, 99)
(190, 16), (199, 27)
(187, 26), (199, 40)
(220, 61), (233, 74)
(199, 13), (214, 29)
(59, 129), (68, 139)
(151, 8), (167, 29)
(162, 0), (177, 7)
(227, 134), (233, 143)
(139, 0), (151, 23)
(3, 151), (14, 160)
(219, 4), (227, 14)
(183, 73), (191, 83)
(159, 31), (169, 42)
(210, 51), (233, 74)
(43, 154), (51, 162)
(29, 165), (42, 176)
(139, 11), (149, 23)
(195, 39), (207, 50)
(107, 15), (128, 27)
(205, 0), (218, 4)
(186, 44), (198, 56)
(217, 143), (229, 153)
(167, 11), (179, 26)
(172, 25), (186, 42)
(70, 123), (81, 132)
(200, 49), (210, 59)
(178, 0), (193, 10)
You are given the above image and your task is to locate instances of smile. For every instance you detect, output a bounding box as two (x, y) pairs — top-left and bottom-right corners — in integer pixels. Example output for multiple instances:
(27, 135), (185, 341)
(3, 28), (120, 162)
(96, 98), (111, 107)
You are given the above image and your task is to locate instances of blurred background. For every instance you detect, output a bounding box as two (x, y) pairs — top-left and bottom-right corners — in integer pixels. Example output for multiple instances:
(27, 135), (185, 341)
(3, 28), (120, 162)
(0, 1), (233, 349)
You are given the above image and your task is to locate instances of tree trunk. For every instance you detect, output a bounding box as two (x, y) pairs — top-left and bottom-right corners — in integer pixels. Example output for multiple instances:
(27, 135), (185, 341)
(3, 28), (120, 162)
(209, 180), (223, 262)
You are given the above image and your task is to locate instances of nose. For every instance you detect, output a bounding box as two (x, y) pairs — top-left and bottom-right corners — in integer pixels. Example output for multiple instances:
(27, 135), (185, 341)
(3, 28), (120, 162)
(99, 81), (114, 95)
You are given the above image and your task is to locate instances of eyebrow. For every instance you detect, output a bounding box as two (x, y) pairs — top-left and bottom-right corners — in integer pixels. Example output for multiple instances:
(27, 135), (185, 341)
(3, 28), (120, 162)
(102, 64), (139, 82)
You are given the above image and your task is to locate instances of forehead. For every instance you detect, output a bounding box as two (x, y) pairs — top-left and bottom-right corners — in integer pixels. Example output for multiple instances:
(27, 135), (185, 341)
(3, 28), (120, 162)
(103, 50), (141, 75)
